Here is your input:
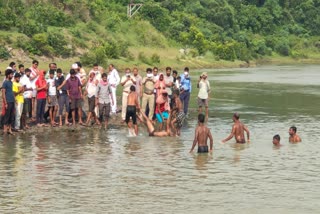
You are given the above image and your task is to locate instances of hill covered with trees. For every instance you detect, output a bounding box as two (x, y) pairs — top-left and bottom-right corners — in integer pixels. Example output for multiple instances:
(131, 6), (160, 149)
(0, 0), (320, 67)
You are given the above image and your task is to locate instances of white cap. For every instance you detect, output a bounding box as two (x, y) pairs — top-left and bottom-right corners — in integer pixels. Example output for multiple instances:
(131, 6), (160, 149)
(71, 63), (79, 69)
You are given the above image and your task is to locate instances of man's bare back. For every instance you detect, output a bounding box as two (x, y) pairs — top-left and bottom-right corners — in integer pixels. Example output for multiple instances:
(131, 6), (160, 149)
(190, 114), (213, 153)
(127, 91), (139, 107)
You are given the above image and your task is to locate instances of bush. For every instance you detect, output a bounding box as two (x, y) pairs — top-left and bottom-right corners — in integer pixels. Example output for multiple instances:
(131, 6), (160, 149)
(150, 53), (160, 64)
(138, 52), (151, 65)
(0, 46), (10, 60)
(274, 39), (290, 56)
(80, 47), (108, 68)
(47, 31), (73, 57)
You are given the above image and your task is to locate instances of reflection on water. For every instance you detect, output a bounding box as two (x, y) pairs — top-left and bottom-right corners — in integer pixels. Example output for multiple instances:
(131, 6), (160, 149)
(1, 65), (320, 213)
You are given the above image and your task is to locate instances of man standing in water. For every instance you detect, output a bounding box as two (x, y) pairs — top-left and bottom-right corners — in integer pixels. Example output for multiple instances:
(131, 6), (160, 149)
(222, 113), (250, 144)
(190, 114), (214, 153)
(289, 126), (301, 143)
(125, 85), (140, 136)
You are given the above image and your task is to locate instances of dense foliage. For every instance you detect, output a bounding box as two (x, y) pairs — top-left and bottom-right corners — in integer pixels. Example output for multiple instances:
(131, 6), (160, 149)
(0, 0), (320, 65)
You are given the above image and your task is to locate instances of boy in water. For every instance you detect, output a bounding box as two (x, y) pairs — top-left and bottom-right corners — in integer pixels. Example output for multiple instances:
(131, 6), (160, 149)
(273, 134), (281, 147)
(190, 114), (214, 153)
(289, 126), (301, 143)
(170, 89), (185, 136)
(138, 111), (173, 137)
(126, 85), (140, 136)
(222, 113), (250, 144)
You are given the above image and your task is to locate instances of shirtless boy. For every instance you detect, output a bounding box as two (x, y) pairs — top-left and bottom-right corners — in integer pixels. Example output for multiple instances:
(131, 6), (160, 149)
(138, 111), (172, 137)
(189, 114), (213, 153)
(222, 113), (250, 144)
(170, 89), (185, 136)
(126, 85), (140, 135)
(289, 126), (301, 143)
(273, 134), (282, 147)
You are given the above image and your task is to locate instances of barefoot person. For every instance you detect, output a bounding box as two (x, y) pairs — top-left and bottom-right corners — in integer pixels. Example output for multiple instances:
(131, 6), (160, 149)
(289, 126), (301, 143)
(84, 72), (100, 126)
(2, 69), (15, 134)
(66, 69), (84, 126)
(222, 113), (250, 144)
(189, 114), (214, 153)
(125, 85), (140, 135)
(47, 70), (58, 127)
(170, 89), (185, 136)
(138, 111), (172, 137)
(96, 73), (114, 129)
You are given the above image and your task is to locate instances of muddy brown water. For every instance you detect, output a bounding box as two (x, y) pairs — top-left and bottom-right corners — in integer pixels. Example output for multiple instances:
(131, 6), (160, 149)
(1, 65), (320, 213)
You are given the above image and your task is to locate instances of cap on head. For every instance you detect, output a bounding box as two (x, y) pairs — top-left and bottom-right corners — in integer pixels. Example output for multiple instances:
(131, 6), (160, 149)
(71, 63), (79, 69)
(201, 72), (207, 77)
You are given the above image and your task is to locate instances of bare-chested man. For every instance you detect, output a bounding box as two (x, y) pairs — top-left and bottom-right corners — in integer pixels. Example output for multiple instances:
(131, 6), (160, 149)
(138, 111), (172, 137)
(126, 85), (140, 135)
(189, 114), (213, 153)
(170, 89), (185, 136)
(222, 113), (250, 144)
(289, 126), (301, 143)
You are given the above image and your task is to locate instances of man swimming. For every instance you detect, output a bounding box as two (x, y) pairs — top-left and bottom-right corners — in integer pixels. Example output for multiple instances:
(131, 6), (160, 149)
(289, 126), (301, 143)
(138, 111), (172, 137)
(189, 114), (213, 153)
(222, 113), (250, 144)
(273, 134), (282, 147)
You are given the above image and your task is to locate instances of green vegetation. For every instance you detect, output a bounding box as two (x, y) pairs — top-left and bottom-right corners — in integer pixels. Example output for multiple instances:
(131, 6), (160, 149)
(0, 0), (320, 68)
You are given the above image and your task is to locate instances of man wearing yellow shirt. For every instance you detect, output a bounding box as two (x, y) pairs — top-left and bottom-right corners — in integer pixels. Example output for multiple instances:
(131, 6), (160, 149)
(13, 73), (24, 131)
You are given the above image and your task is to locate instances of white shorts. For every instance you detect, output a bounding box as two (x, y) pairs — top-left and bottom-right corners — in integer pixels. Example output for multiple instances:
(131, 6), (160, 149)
(32, 89), (37, 98)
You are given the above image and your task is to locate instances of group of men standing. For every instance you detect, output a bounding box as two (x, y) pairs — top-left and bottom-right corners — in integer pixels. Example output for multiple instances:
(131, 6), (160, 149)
(1, 61), (122, 133)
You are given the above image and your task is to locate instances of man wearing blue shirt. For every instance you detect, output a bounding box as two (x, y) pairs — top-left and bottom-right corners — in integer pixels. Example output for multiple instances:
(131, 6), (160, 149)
(2, 69), (15, 134)
(179, 67), (192, 115)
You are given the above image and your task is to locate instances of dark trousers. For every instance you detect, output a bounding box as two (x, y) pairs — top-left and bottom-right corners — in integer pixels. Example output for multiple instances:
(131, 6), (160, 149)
(3, 102), (15, 126)
(180, 91), (190, 114)
(36, 98), (46, 124)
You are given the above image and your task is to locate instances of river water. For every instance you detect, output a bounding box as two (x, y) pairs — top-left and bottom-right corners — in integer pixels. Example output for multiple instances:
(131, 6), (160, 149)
(1, 65), (320, 213)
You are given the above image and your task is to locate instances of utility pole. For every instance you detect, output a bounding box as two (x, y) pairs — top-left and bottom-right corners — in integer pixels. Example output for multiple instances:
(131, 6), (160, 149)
(127, 0), (143, 18)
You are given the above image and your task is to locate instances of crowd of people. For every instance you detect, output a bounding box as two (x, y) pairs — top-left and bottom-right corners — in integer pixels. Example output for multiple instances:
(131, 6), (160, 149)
(1, 60), (301, 153)
(1, 61), (211, 135)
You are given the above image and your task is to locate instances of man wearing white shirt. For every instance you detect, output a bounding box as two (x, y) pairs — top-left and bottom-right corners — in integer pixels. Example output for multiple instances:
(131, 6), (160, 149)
(20, 68), (33, 129)
(197, 72), (211, 120)
(107, 64), (120, 114)
(120, 68), (136, 121)
(164, 67), (174, 107)
(47, 70), (58, 126)
(89, 63), (102, 82)
(29, 60), (39, 120)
